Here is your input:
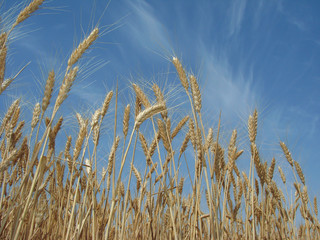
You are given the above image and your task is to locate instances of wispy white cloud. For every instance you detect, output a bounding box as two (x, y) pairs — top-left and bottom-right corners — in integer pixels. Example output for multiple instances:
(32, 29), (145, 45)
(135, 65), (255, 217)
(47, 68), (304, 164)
(15, 35), (44, 57)
(125, 0), (171, 54)
(228, 0), (247, 36)
(119, 0), (260, 130)
(275, 0), (308, 32)
(286, 15), (307, 31)
(198, 42), (257, 123)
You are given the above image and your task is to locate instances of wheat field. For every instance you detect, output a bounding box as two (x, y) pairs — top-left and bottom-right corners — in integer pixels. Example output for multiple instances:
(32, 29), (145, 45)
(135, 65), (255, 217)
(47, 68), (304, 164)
(0, 1), (319, 239)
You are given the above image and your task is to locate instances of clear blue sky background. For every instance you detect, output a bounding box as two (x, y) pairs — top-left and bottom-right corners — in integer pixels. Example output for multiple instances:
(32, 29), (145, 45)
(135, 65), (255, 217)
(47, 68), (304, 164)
(1, 0), (320, 200)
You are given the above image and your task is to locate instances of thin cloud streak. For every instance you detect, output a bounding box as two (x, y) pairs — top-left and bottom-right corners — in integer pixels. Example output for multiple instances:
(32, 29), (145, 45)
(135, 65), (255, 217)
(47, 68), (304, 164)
(200, 45), (257, 120)
(126, 0), (171, 54)
(228, 0), (247, 36)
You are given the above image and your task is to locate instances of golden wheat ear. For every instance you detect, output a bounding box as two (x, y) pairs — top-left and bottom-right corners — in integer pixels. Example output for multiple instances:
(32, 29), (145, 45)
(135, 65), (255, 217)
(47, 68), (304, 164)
(122, 104), (130, 137)
(189, 75), (202, 113)
(42, 70), (55, 113)
(172, 57), (189, 91)
(133, 83), (151, 108)
(68, 28), (99, 67)
(135, 103), (166, 128)
(0, 42), (7, 86)
(14, 0), (45, 27)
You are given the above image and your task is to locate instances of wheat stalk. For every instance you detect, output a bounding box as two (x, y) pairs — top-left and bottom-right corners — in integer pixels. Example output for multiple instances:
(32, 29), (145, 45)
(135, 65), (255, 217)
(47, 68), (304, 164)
(1, 3), (319, 239)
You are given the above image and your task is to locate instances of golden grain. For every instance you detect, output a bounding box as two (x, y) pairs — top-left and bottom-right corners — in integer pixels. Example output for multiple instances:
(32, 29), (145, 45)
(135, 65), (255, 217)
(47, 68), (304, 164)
(68, 28), (99, 67)
(123, 104), (130, 137)
(91, 109), (101, 129)
(31, 103), (41, 129)
(157, 118), (170, 152)
(172, 57), (189, 91)
(107, 136), (120, 175)
(0, 45), (7, 84)
(294, 160), (305, 185)
(267, 157), (276, 186)
(1, 4), (318, 239)
(132, 83), (151, 108)
(248, 109), (258, 143)
(280, 141), (294, 167)
(56, 66), (79, 108)
(148, 131), (160, 159)
(135, 103), (166, 128)
(278, 166), (286, 184)
(139, 132), (151, 165)
(42, 70), (55, 112)
(171, 116), (189, 140)
(152, 83), (168, 120)
(101, 91), (113, 119)
(179, 132), (190, 159)
(0, 78), (13, 95)
(189, 75), (202, 113)
(73, 116), (87, 161)
(15, 0), (44, 26)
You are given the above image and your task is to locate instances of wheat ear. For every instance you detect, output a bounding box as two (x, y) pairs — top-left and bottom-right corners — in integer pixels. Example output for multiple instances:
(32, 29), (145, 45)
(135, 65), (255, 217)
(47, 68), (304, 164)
(68, 28), (99, 67)
(294, 160), (305, 185)
(135, 103), (166, 128)
(171, 116), (189, 139)
(179, 132), (189, 159)
(14, 0), (45, 27)
(172, 57), (189, 91)
(189, 75), (202, 113)
(73, 115), (87, 161)
(123, 104), (130, 137)
(31, 103), (41, 129)
(248, 109), (258, 143)
(280, 141), (294, 167)
(152, 83), (168, 119)
(101, 91), (113, 119)
(278, 166), (286, 184)
(42, 70), (55, 112)
(133, 83), (151, 108)
(107, 136), (120, 175)
(55, 66), (78, 108)
(132, 164), (142, 191)
(0, 45), (7, 85)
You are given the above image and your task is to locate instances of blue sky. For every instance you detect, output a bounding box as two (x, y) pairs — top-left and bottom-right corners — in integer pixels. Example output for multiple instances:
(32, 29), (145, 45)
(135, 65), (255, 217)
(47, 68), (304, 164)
(2, 0), (320, 200)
